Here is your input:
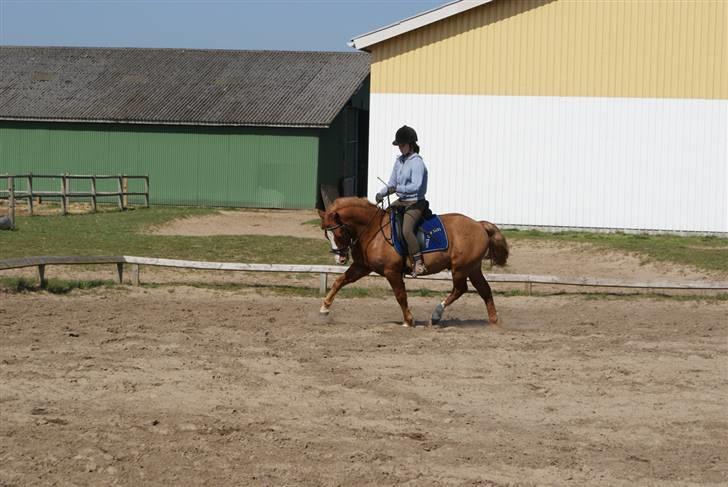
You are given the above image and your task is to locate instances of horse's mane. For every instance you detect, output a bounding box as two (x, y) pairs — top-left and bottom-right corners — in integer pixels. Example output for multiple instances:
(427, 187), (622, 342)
(328, 197), (376, 213)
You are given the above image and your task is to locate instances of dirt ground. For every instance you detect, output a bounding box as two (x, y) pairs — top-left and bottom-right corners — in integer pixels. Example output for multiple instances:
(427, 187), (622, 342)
(1, 288), (726, 486)
(1, 209), (727, 486)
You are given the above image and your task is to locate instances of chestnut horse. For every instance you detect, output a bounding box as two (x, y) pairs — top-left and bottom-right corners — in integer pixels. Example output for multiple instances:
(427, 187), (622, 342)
(318, 197), (509, 327)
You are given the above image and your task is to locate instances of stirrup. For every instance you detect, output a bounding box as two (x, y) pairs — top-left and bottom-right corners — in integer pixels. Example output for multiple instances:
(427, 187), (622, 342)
(411, 254), (426, 278)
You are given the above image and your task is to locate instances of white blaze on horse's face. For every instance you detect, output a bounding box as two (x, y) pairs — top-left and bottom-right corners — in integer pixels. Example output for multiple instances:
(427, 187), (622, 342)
(326, 230), (337, 252)
(326, 230), (349, 265)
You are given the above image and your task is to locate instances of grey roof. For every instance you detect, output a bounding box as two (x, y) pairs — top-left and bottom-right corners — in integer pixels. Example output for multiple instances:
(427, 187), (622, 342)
(0, 46), (370, 128)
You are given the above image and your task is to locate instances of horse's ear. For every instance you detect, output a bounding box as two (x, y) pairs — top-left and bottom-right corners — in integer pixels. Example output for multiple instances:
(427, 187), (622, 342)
(320, 184), (337, 210)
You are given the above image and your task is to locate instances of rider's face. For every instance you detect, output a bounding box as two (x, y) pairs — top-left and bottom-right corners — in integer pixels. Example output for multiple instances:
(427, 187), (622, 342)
(398, 143), (410, 155)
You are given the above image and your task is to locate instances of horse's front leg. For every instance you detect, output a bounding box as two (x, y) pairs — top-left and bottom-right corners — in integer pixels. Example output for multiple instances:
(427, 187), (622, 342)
(384, 271), (415, 327)
(320, 264), (370, 314)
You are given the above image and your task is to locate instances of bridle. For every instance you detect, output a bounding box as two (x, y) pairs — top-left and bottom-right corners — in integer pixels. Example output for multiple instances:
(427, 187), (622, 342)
(323, 203), (387, 257)
(324, 222), (357, 257)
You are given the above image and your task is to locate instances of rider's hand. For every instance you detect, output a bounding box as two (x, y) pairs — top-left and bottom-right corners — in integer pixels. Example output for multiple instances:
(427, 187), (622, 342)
(388, 186), (396, 195)
(375, 192), (384, 203)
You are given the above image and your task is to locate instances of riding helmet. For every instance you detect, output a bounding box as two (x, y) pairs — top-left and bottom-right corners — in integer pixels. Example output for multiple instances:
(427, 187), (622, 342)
(392, 125), (418, 146)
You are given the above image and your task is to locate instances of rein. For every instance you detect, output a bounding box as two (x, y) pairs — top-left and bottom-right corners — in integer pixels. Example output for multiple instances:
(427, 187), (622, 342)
(380, 207), (395, 247)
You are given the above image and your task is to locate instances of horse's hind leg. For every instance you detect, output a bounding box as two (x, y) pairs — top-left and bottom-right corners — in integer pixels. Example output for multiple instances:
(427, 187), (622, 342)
(469, 267), (499, 325)
(430, 271), (468, 326)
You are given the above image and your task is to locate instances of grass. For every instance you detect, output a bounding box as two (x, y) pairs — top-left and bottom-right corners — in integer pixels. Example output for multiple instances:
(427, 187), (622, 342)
(504, 229), (728, 273)
(5, 207), (726, 273)
(302, 218), (322, 227)
(0, 276), (113, 294)
(1, 207), (333, 264)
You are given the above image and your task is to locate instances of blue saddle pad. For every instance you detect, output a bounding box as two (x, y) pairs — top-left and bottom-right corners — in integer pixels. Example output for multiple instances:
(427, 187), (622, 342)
(390, 211), (449, 256)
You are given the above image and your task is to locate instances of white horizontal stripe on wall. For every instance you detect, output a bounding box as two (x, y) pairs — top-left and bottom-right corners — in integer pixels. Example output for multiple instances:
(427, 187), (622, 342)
(368, 94), (727, 233)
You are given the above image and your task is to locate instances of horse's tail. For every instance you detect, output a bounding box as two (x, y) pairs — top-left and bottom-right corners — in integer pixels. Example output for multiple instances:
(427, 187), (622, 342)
(480, 221), (509, 266)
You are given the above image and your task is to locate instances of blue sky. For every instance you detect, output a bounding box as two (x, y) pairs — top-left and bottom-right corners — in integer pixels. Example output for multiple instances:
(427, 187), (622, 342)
(0, 0), (446, 51)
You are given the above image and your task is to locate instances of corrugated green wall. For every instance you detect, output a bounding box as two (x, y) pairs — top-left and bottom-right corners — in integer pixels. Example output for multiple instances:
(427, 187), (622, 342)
(0, 122), (320, 208)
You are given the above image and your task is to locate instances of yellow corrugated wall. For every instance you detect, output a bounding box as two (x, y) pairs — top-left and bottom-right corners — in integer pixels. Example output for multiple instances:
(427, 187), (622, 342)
(370, 0), (727, 99)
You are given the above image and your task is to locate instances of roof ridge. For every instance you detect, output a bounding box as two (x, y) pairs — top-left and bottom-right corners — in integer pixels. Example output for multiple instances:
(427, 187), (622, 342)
(349, 0), (492, 50)
(0, 44), (368, 56)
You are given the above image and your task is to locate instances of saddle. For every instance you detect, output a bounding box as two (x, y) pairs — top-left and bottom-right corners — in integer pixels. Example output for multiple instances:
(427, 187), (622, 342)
(390, 205), (449, 257)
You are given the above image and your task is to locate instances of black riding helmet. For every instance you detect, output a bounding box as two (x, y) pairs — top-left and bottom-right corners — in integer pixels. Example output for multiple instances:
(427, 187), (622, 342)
(392, 125), (418, 146)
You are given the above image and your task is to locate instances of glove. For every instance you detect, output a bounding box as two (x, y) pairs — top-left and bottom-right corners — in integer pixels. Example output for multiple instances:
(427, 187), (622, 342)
(388, 186), (397, 195)
(375, 192), (384, 203)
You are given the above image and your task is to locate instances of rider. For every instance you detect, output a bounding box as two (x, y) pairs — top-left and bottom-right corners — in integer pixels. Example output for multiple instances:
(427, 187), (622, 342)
(375, 125), (429, 277)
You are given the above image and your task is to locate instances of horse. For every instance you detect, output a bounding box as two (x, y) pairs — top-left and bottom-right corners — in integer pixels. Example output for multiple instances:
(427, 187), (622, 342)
(317, 197), (509, 327)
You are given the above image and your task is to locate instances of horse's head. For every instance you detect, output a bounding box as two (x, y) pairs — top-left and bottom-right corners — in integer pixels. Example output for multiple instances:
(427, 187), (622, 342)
(318, 209), (352, 265)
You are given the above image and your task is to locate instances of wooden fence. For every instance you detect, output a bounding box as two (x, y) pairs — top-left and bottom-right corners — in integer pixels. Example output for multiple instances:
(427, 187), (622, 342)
(1, 255), (727, 296)
(0, 174), (149, 219)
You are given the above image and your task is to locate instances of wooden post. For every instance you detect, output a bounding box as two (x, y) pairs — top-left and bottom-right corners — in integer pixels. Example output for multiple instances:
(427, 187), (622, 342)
(38, 264), (46, 288)
(61, 174), (68, 215)
(8, 176), (15, 229)
(91, 176), (97, 212)
(144, 175), (150, 207)
(116, 263), (124, 284)
(525, 281), (532, 296)
(66, 173), (72, 214)
(319, 272), (328, 295)
(122, 176), (128, 209)
(132, 264), (140, 286)
(27, 173), (34, 216)
(117, 175), (124, 210)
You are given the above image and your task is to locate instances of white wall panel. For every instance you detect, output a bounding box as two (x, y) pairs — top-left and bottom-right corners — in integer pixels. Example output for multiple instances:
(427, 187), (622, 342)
(368, 94), (728, 233)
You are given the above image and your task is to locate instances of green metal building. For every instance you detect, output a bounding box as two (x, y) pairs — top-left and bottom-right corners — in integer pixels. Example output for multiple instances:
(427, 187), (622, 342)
(0, 46), (370, 208)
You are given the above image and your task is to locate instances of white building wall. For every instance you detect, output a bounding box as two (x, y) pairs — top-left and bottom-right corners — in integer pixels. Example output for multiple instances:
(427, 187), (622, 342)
(368, 94), (728, 234)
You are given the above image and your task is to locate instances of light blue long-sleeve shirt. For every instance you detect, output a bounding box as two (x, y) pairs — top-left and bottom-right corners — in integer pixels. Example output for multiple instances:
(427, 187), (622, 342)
(377, 152), (428, 202)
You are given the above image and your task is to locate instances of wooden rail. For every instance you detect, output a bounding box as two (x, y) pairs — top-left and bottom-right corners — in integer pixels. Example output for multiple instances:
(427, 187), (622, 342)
(0, 174), (149, 216)
(1, 256), (727, 296)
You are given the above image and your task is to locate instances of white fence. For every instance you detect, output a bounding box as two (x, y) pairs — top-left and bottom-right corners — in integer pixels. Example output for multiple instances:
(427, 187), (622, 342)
(1, 256), (727, 295)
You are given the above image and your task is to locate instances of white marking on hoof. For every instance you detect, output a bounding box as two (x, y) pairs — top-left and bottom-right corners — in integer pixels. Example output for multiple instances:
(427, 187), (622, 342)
(319, 305), (330, 315)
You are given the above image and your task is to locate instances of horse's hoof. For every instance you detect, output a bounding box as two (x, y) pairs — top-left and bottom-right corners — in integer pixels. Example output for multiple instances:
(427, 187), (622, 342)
(319, 305), (330, 315)
(402, 322), (414, 328)
(431, 303), (445, 324)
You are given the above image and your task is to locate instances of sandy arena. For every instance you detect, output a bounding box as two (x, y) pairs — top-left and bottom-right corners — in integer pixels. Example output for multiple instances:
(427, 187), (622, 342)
(1, 210), (726, 486)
